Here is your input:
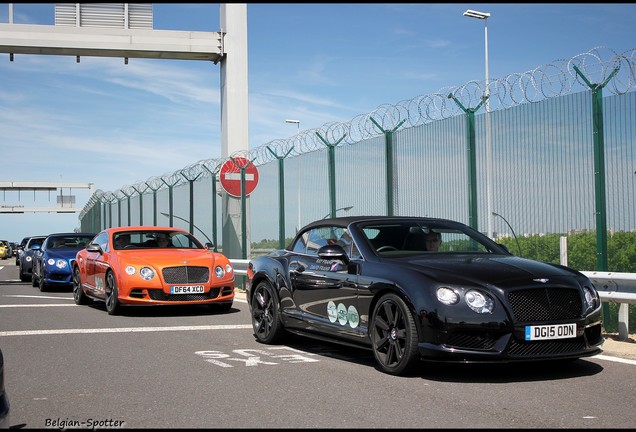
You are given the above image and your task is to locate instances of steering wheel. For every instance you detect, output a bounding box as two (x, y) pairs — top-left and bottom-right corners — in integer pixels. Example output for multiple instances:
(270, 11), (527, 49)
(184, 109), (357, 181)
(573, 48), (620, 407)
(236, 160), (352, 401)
(376, 245), (398, 252)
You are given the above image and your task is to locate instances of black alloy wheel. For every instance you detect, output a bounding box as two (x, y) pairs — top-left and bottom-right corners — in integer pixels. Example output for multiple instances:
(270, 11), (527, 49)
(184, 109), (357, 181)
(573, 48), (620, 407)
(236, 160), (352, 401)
(251, 281), (285, 344)
(370, 293), (419, 375)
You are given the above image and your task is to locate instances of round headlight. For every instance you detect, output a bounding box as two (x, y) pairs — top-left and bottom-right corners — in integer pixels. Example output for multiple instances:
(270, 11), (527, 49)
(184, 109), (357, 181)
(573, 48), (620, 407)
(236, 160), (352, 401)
(47, 258), (56, 266)
(583, 286), (600, 310)
(139, 267), (155, 280)
(436, 287), (459, 305)
(215, 265), (225, 278)
(225, 263), (233, 273)
(55, 259), (67, 269)
(26, 256), (32, 262)
(465, 290), (494, 314)
(125, 266), (136, 275)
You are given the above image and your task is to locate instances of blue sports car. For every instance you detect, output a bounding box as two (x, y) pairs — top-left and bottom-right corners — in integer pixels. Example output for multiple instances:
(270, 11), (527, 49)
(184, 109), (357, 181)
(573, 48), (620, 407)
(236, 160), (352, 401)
(32, 233), (95, 292)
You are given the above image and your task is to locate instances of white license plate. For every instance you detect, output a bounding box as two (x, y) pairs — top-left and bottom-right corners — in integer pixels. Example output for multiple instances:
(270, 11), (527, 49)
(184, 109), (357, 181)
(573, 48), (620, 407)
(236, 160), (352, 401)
(525, 323), (576, 340)
(170, 285), (204, 294)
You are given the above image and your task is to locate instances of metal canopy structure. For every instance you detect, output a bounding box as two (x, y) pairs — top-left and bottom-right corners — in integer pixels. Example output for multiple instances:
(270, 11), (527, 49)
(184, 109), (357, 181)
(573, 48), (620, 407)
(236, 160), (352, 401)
(0, 181), (93, 213)
(0, 23), (224, 63)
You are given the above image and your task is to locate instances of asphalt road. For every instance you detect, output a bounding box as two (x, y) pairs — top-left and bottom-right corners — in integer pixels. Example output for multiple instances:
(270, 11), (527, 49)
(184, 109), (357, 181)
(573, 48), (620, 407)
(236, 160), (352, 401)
(1, 262), (635, 429)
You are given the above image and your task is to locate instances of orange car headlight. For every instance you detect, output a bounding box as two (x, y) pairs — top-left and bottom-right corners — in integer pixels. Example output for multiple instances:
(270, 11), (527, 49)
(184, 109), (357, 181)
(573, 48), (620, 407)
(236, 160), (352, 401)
(215, 265), (225, 278)
(125, 266), (155, 280)
(125, 266), (136, 275)
(139, 267), (155, 280)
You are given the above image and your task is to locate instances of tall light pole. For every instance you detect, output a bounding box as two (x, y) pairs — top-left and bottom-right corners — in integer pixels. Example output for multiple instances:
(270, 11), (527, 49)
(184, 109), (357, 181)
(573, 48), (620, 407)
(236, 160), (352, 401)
(463, 9), (493, 239)
(285, 119), (301, 231)
(285, 119), (300, 133)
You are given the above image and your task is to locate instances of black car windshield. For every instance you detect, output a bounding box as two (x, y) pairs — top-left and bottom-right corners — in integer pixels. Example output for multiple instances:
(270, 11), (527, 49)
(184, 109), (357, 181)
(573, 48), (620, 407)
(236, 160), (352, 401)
(358, 221), (505, 256)
(112, 231), (203, 250)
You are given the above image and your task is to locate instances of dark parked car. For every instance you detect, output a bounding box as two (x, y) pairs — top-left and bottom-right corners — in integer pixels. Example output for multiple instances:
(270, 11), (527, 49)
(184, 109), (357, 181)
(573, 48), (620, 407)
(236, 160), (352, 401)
(32, 233), (95, 292)
(246, 216), (604, 375)
(0, 347), (9, 429)
(15, 237), (30, 265)
(18, 236), (46, 282)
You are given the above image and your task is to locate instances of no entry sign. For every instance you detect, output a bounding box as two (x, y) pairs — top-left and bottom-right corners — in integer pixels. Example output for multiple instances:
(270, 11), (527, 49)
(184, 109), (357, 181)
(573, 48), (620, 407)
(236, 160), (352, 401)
(219, 157), (259, 197)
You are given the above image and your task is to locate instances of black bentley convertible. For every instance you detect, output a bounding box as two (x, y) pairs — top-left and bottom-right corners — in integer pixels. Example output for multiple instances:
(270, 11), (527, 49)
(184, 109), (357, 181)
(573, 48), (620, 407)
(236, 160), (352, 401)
(246, 216), (604, 375)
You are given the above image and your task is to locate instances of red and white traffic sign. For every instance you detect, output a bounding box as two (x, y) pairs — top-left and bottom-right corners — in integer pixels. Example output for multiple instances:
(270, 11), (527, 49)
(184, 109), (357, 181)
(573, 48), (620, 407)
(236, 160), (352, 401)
(219, 157), (259, 197)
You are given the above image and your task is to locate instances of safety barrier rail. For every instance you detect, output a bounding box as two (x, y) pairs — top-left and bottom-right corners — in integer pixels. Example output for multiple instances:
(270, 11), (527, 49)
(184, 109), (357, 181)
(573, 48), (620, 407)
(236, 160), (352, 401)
(581, 271), (636, 341)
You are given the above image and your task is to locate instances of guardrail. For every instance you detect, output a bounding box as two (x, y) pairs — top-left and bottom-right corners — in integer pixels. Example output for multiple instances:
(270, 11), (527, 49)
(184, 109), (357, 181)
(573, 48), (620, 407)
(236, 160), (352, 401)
(581, 271), (636, 341)
(229, 259), (635, 341)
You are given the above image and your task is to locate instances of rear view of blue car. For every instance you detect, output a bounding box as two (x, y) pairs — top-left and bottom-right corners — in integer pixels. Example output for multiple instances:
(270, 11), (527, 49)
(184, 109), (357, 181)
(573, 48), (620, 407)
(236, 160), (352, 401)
(32, 233), (95, 292)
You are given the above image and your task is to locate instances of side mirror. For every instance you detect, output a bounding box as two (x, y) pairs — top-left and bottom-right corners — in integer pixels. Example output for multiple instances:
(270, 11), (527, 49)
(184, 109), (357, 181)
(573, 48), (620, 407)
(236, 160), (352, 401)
(86, 243), (102, 254)
(31, 244), (41, 250)
(317, 244), (350, 265)
(205, 242), (215, 250)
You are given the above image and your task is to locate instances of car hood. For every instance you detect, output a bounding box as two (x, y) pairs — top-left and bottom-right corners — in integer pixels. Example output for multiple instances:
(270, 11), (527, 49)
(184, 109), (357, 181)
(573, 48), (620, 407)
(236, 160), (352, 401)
(46, 249), (83, 260)
(396, 254), (582, 288)
(116, 249), (217, 267)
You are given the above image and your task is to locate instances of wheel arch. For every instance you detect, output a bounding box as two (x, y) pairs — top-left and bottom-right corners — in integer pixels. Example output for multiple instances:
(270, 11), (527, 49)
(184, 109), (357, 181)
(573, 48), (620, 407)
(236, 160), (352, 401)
(367, 282), (424, 342)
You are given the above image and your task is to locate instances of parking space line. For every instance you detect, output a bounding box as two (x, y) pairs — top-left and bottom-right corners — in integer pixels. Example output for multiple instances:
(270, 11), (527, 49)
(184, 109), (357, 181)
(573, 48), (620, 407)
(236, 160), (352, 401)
(0, 324), (253, 337)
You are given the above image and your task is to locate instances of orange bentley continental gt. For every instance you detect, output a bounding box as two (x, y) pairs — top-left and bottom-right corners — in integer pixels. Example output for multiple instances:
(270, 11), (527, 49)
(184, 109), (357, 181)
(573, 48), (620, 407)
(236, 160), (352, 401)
(73, 226), (235, 315)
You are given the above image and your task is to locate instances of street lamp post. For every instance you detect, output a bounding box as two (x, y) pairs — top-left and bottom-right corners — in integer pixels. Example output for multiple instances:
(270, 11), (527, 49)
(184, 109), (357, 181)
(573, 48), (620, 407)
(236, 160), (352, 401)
(160, 212), (214, 246)
(464, 9), (493, 239)
(286, 119), (301, 231)
(285, 119), (300, 133)
(322, 206), (353, 220)
(492, 211), (522, 256)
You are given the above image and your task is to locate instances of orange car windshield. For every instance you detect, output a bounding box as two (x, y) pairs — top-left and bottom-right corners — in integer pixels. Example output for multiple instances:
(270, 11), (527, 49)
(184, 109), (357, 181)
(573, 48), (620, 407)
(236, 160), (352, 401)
(112, 232), (203, 250)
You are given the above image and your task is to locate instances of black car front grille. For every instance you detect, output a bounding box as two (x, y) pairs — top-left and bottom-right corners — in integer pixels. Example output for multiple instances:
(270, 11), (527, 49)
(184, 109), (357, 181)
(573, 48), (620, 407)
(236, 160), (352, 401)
(507, 287), (582, 322)
(161, 266), (209, 284)
(507, 337), (587, 357)
(447, 332), (497, 351)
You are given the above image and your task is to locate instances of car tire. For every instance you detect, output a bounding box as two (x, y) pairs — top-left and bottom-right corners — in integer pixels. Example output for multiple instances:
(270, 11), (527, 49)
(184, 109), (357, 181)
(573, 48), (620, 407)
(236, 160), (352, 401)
(72, 267), (91, 305)
(370, 293), (419, 376)
(105, 272), (120, 316)
(251, 281), (285, 344)
(38, 274), (47, 292)
(19, 266), (28, 282)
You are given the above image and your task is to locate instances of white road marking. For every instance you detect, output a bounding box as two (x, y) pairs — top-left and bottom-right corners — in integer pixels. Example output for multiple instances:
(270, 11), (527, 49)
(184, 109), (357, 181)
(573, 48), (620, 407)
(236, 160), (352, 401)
(4, 294), (74, 300)
(592, 354), (636, 365)
(0, 324), (253, 337)
(0, 304), (77, 308)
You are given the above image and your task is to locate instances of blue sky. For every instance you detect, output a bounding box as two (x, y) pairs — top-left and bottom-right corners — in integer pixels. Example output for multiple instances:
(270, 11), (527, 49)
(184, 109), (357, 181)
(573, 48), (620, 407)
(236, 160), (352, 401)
(1, 3), (635, 242)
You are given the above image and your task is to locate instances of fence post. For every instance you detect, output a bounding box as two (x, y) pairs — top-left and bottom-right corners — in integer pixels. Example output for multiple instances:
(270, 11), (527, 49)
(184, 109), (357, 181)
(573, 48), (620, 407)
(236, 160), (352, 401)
(447, 94), (487, 231)
(202, 164), (221, 252)
(369, 117), (405, 217)
(316, 132), (346, 218)
(572, 65), (619, 272)
(266, 146), (293, 249)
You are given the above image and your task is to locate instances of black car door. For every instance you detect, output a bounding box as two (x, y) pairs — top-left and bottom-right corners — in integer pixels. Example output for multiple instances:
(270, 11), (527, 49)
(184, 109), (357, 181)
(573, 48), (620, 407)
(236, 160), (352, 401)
(287, 227), (361, 342)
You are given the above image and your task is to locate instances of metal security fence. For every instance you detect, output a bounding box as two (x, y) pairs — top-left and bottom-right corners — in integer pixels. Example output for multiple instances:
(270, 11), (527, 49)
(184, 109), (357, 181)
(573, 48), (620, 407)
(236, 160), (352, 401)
(79, 46), (636, 272)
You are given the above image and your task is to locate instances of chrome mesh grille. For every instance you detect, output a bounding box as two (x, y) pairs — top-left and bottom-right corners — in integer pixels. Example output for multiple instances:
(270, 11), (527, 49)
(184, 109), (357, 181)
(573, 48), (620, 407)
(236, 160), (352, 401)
(161, 266), (210, 284)
(507, 288), (582, 322)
